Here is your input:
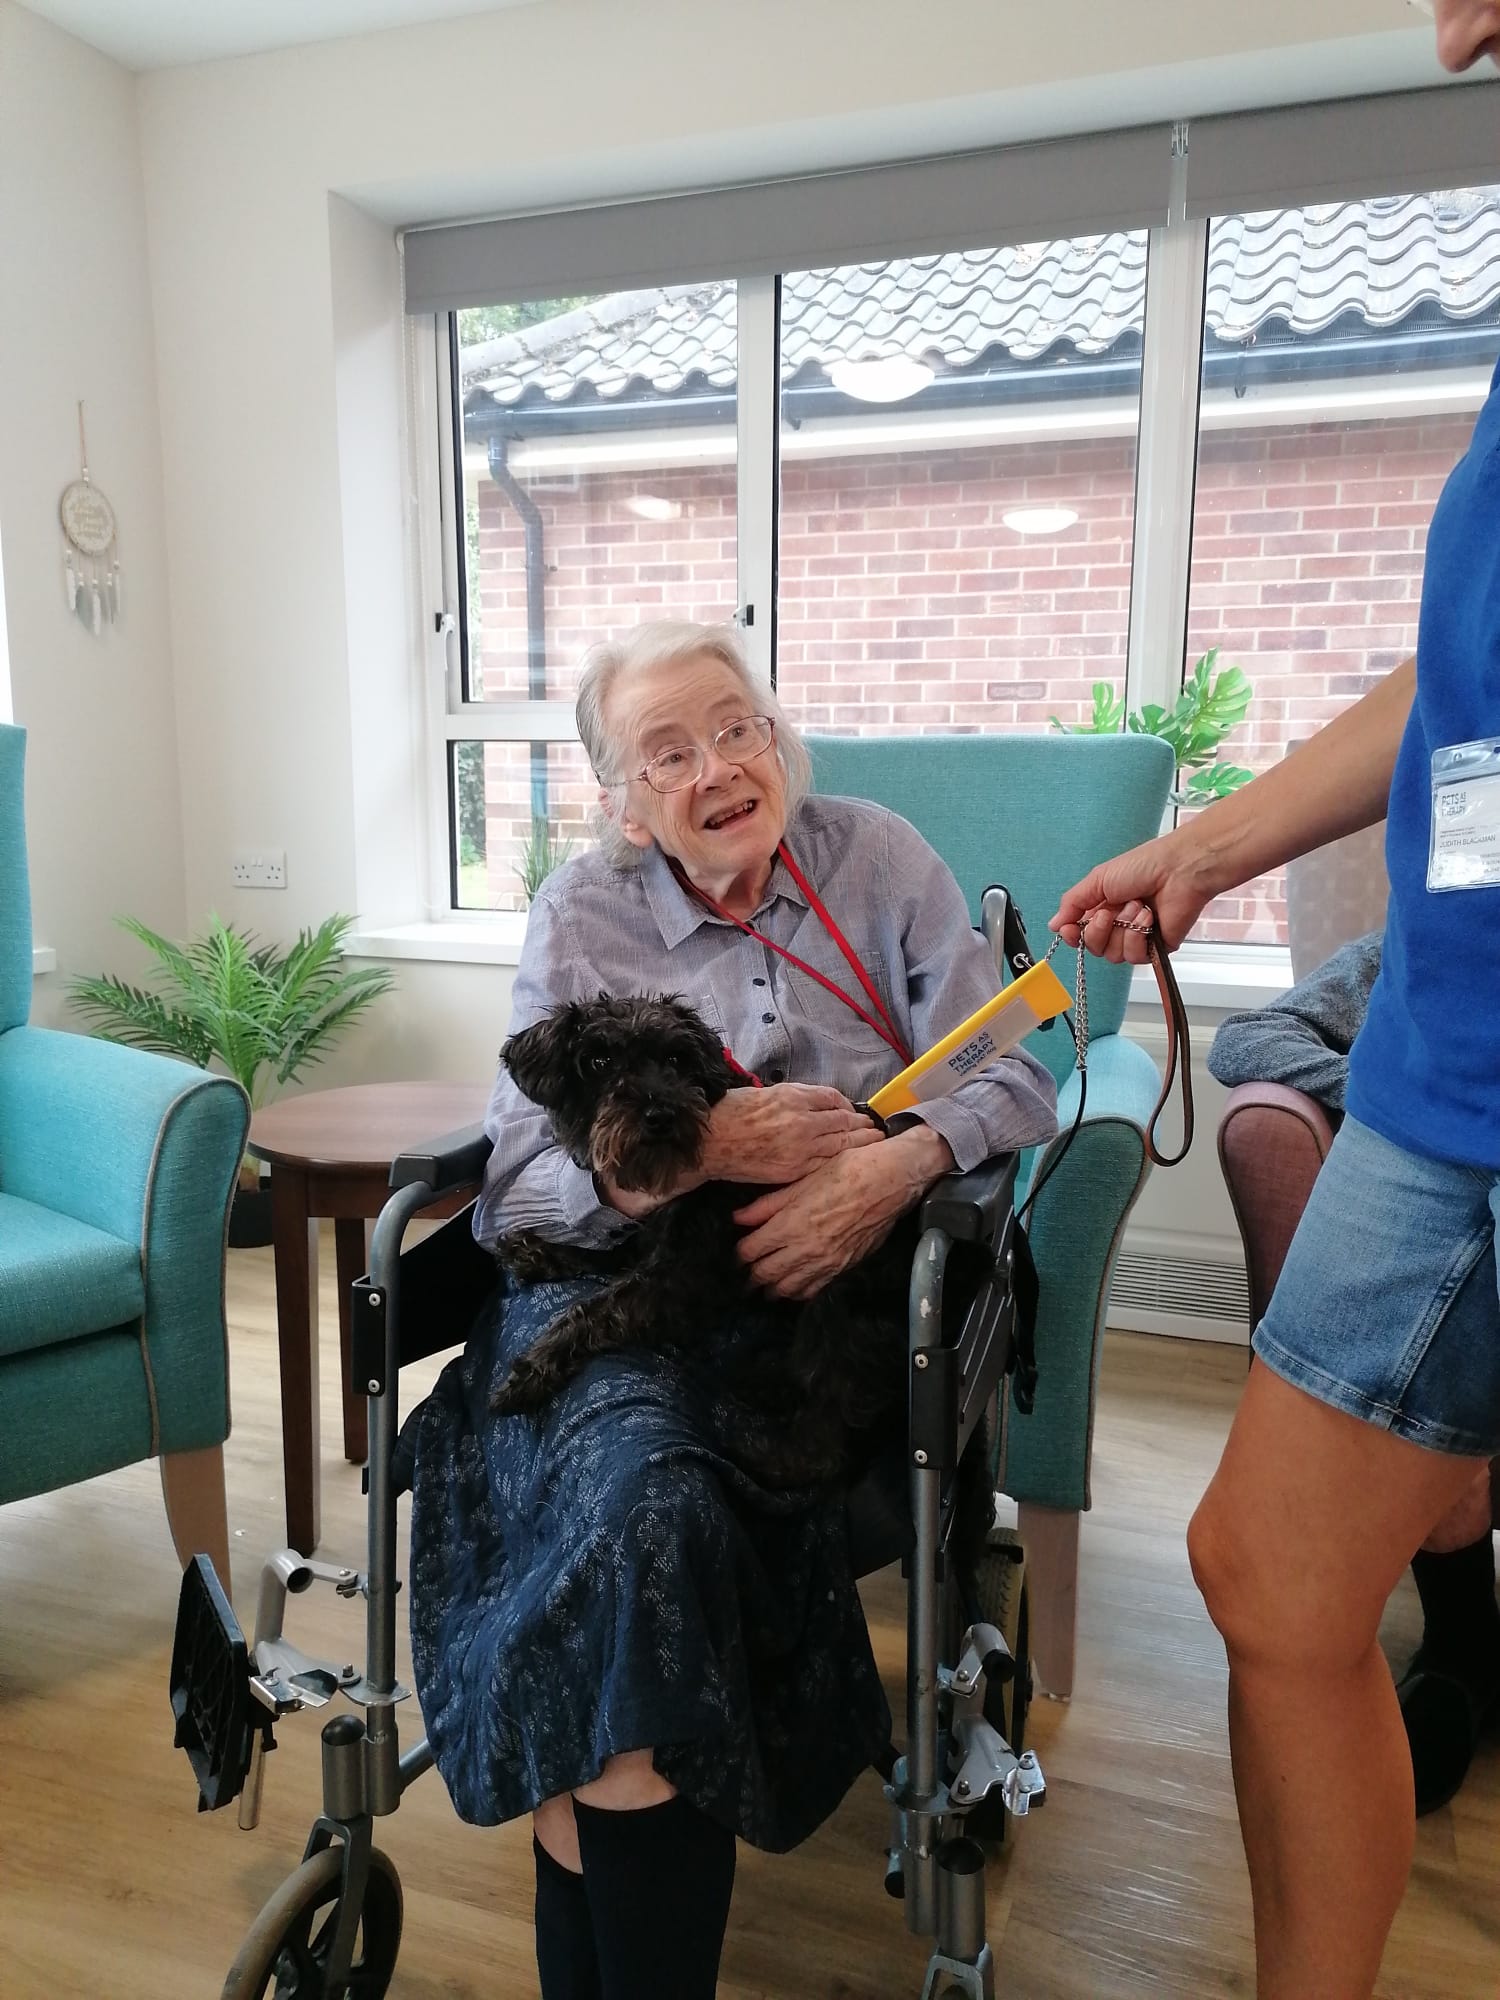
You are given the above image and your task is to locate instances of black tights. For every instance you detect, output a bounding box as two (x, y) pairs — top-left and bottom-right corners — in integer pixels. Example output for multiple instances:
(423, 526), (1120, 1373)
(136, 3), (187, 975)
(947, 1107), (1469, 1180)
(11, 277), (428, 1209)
(533, 1794), (737, 2000)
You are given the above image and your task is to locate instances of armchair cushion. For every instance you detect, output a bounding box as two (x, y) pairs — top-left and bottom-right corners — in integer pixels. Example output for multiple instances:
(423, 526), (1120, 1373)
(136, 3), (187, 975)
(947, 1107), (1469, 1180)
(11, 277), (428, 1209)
(0, 1027), (232, 1241)
(0, 1193), (142, 1357)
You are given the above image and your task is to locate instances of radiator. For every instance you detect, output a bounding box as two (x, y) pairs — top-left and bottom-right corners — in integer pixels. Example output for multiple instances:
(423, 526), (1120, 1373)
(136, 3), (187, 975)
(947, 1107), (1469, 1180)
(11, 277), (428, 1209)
(1108, 1242), (1250, 1344)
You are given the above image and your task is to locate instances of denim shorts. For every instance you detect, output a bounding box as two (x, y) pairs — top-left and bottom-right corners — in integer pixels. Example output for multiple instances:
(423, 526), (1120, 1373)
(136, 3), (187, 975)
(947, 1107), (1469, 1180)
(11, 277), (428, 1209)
(1253, 1115), (1500, 1458)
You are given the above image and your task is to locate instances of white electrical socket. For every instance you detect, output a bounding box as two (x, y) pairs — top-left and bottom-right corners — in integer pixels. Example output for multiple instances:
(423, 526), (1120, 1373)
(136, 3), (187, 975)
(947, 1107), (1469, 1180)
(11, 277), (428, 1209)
(231, 848), (287, 890)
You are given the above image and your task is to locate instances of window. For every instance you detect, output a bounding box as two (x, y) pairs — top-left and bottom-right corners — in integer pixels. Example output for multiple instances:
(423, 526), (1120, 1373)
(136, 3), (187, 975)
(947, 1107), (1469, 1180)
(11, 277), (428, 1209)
(442, 288), (738, 911)
(413, 101), (1500, 971)
(1184, 187), (1500, 945)
(775, 240), (1146, 737)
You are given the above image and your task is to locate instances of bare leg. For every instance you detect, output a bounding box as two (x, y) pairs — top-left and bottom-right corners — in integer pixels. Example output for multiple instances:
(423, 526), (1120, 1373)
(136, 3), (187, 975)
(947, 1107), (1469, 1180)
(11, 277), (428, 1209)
(1188, 1361), (1481, 2000)
(533, 1750), (676, 1872)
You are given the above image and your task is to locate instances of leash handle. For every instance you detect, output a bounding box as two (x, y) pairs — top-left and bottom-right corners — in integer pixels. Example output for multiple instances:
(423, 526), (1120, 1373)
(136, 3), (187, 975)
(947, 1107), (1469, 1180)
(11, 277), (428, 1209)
(1137, 920), (1194, 1168)
(1043, 904), (1194, 1169)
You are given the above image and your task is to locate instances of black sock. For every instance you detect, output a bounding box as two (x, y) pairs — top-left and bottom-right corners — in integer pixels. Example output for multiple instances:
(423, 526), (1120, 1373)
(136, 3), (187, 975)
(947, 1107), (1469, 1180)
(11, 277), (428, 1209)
(534, 1835), (603, 2000)
(1410, 1533), (1500, 1678)
(573, 1794), (736, 2000)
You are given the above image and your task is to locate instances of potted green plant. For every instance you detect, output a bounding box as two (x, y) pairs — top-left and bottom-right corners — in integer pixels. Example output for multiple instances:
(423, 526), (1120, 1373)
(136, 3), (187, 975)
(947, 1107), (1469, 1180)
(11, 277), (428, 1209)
(69, 914), (395, 1246)
(517, 815), (574, 905)
(1049, 648), (1255, 807)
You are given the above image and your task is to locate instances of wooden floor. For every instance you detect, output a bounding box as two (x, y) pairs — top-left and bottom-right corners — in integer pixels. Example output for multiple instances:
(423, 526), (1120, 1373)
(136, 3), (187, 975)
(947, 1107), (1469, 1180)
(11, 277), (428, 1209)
(3, 1231), (1497, 1998)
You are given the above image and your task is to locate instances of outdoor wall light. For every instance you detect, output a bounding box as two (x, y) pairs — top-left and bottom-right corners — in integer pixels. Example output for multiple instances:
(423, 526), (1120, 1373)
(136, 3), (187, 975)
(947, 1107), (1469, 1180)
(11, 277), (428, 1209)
(1001, 506), (1081, 536)
(623, 493), (683, 521)
(827, 354), (936, 403)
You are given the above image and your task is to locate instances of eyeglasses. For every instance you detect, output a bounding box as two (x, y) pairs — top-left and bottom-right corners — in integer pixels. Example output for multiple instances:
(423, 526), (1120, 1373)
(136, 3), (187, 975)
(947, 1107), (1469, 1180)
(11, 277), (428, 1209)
(614, 714), (776, 794)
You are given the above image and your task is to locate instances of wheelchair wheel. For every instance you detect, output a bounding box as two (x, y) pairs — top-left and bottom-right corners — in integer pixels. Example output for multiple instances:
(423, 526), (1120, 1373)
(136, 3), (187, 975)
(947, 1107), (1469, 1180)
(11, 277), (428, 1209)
(221, 1845), (402, 1999)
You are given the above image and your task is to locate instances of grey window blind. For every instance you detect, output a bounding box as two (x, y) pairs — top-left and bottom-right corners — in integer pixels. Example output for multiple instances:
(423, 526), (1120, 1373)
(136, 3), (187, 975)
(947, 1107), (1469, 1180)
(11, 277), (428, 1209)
(404, 81), (1500, 315)
(1185, 81), (1500, 219)
(402, 124), (1174, 314)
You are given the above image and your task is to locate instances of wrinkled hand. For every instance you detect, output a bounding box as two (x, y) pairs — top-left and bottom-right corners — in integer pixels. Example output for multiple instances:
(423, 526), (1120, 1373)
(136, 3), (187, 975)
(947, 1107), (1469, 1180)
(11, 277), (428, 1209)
(733, 1133), (942, 1300)
(1049, 830), (1217, 962)
(699, 1082), (881, 1188)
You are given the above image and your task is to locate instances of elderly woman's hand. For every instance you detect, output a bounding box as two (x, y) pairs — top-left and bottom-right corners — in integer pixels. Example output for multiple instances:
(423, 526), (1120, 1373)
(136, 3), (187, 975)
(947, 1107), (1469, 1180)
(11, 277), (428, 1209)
(732, 1126), (954, 1300)
(697, 1083), (881, 1188)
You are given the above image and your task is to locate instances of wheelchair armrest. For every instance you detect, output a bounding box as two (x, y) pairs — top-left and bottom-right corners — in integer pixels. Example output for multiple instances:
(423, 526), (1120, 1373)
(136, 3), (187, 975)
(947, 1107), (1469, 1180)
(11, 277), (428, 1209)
(918, 1153), (1019, 1244)
(388, 1122), (494, 1194)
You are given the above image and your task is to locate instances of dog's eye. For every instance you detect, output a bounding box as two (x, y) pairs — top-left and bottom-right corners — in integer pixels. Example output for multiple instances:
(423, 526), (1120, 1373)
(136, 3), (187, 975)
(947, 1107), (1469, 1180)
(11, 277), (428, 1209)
(588, 1051), (610, 1074)
(663, 1052), (680, 1069)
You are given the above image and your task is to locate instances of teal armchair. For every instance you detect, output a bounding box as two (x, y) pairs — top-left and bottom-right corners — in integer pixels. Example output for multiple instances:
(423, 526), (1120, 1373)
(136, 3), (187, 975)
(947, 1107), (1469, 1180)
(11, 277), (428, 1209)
(809, 732), (1174, 1694)
(0, 725), (249, 1589)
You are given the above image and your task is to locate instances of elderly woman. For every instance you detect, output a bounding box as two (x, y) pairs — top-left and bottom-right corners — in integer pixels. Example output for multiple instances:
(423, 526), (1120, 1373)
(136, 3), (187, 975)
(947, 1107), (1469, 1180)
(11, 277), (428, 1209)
(407, 620), (1056, 1999)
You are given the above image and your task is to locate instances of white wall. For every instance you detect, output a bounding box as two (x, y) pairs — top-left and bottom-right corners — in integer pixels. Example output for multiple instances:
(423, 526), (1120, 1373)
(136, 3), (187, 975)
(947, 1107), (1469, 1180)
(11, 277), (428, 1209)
(0, 1), (185, 1030)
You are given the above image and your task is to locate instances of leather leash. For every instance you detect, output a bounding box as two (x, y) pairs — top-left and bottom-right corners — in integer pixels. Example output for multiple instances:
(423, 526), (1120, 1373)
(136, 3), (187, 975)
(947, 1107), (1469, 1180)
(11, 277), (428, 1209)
(1044, 906), (1194, 1169)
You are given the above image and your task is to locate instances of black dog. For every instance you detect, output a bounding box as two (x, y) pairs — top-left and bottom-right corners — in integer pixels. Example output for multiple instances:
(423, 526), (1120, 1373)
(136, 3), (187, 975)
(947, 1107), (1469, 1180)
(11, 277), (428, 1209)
(489, 992), (948, 1495)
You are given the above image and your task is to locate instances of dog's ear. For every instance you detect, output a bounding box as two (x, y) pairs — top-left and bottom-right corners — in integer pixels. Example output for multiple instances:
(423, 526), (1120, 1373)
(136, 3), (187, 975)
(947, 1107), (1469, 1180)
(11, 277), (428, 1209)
(502, 1006), (581, 1109)
(660, 992), (743, 1097)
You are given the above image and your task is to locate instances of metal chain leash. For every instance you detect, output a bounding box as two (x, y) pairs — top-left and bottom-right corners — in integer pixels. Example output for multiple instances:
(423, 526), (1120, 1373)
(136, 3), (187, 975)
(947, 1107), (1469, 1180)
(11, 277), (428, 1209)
(1042, 914), (1156, 1075)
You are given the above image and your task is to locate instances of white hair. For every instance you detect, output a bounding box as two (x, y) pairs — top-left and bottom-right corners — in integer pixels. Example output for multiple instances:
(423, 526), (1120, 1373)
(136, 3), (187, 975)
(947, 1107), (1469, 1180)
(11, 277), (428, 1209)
(575, 620), (812, 869)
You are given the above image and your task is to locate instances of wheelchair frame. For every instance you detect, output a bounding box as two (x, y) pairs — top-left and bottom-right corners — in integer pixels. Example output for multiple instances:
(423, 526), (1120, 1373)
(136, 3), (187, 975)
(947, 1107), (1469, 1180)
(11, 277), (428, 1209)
(172, 892), (1049, 1998)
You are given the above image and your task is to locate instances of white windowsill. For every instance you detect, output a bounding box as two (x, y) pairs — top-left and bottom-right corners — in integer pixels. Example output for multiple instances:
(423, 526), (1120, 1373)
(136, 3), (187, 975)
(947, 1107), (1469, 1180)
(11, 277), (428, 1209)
(345, 915), (530, 965)
(346, 916), (1293, 1009)
(1130, 946), (1292, 1013)
(32, 945), (56, 976)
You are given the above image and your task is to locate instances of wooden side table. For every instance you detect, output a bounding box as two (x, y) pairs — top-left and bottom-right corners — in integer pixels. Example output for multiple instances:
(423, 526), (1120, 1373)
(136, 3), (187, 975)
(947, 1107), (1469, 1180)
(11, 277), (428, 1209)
(248, 1081), (491, 1555)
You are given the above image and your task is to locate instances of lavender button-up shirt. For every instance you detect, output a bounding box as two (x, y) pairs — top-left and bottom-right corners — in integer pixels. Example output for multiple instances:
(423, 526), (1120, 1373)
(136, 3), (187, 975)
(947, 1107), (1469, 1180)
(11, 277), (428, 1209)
(474, 794), (1058, 1249)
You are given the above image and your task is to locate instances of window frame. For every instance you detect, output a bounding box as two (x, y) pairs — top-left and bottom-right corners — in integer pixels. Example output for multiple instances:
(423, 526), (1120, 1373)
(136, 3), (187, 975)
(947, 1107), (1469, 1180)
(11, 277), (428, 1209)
(405, 114), (1499, 980)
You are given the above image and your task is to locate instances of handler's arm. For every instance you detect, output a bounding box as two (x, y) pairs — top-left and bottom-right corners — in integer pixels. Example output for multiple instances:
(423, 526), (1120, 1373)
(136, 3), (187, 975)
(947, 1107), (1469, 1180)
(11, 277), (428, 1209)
(1055, 657), (1414, 955)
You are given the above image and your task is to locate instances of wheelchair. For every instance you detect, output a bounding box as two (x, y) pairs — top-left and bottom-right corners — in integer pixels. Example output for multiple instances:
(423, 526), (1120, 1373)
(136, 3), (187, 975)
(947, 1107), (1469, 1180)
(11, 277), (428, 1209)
(171, 983), (1047, 1999)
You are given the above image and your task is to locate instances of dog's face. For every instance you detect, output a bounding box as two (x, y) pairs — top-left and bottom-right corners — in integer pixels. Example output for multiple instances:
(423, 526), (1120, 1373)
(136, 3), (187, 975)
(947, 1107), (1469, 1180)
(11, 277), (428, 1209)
(502, 994), (737, 1195)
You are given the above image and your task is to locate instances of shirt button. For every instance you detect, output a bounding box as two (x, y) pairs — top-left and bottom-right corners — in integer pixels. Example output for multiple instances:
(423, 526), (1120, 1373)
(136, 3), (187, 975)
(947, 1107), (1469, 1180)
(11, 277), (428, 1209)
(762, 1012), (775, 1025)
(768, 1067), (786, 1082)
(752, 977), (766, 987)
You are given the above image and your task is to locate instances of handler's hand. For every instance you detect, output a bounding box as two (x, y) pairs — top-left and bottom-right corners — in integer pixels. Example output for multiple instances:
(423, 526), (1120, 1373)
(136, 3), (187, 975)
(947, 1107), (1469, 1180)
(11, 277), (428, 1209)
(733, 1138), (928, 1301)
(1049, 829), (1217, 962)
(698, 1083), (880, 1188)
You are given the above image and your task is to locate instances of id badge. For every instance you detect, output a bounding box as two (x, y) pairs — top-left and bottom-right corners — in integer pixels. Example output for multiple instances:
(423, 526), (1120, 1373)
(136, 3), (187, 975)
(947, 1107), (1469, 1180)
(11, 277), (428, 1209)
(1428, 738), (1500, 892)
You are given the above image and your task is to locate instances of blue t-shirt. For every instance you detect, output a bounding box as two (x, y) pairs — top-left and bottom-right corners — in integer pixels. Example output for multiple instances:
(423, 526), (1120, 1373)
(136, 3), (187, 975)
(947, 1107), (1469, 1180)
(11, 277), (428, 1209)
(1347, 356), (1500, 1169)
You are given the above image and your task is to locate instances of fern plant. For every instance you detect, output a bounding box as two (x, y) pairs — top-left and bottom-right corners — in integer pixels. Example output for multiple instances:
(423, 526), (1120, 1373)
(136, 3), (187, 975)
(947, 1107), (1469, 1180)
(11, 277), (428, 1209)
(69, 915), (395, 1130)
(517, 816), (574, 904)
(1049, 648), (1255, 808)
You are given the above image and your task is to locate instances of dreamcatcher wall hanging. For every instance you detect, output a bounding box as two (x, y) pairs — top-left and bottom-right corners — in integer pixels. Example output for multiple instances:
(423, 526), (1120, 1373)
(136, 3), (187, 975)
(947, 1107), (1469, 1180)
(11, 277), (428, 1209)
(59, 402), (121, 634)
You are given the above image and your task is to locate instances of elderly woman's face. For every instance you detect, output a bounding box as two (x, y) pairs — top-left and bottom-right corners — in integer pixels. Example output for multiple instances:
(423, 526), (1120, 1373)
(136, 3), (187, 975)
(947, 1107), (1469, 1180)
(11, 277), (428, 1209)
(606, 653), (789, 885)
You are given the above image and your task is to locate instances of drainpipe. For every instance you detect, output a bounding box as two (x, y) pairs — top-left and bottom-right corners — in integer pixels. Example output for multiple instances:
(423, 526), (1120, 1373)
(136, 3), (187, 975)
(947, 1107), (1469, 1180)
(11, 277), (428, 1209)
(487, 434), (549, 824)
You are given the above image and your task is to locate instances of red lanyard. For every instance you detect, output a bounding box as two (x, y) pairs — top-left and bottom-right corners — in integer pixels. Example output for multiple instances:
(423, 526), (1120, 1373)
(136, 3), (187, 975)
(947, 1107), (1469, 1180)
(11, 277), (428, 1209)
(668, 842), (913, 1065)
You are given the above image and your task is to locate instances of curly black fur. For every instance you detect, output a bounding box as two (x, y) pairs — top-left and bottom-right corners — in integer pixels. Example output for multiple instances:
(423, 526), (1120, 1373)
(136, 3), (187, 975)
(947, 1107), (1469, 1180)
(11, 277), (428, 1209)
(492, 994), (993, 1537)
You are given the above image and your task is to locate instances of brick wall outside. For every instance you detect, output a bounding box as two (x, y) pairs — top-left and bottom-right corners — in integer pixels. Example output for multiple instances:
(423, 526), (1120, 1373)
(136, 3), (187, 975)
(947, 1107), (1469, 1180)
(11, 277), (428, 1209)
(468, 410), (1469, 936)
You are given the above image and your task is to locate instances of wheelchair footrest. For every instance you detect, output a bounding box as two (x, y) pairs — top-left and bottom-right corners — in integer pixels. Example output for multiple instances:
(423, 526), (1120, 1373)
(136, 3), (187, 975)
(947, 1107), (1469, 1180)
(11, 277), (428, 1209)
(168, 1554), (272, 1813)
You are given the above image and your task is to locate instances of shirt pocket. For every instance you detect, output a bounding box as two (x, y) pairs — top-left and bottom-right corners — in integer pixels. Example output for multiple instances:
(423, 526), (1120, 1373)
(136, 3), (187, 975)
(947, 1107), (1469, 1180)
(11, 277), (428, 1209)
(674, 981), (729, 1048)
(781, 948), (902, 1056)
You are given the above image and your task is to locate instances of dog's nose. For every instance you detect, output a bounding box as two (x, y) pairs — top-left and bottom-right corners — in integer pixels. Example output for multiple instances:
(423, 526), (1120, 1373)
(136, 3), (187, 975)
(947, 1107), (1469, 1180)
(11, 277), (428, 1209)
(643, 1103), (675, 1134)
